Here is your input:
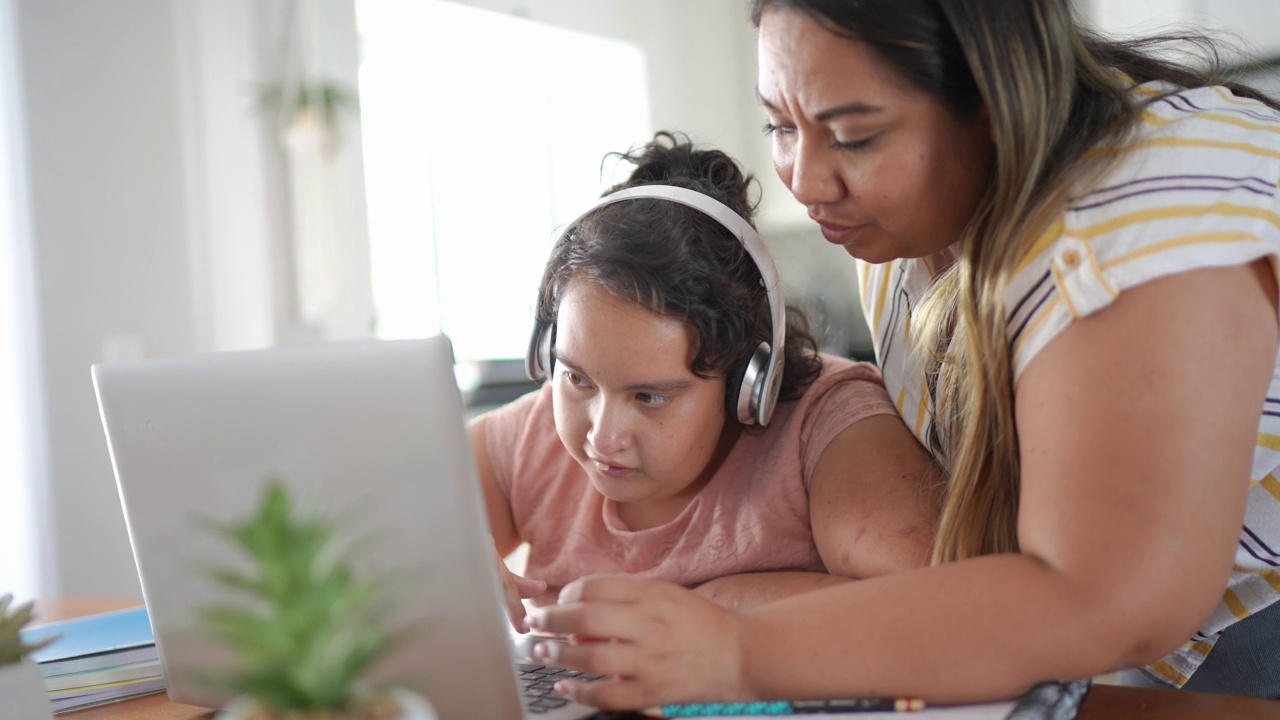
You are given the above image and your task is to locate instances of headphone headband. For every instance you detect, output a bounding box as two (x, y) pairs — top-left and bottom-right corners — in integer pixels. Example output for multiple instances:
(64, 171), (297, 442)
(525, 184), (786, 426)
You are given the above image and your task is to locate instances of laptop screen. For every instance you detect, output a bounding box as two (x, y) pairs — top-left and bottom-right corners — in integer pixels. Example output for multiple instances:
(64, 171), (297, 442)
(93, 337), (528, 719)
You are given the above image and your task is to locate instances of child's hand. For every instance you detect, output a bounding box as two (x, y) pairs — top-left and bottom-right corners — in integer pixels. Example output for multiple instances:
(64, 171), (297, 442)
(496, 551), (547, 633)
(525, 575), (750, 710)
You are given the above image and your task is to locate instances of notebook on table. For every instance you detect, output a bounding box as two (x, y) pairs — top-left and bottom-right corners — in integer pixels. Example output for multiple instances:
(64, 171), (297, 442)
(92, 336), (602, 720)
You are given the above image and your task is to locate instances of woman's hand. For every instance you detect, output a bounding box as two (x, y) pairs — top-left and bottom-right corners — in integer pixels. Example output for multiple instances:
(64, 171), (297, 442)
(496, 550), (546, 633)
(526, 575), (750, 711)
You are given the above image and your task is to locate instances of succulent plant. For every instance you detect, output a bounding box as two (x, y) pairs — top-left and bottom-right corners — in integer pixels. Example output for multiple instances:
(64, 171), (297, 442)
(0, 594), (56, 667)
(200, 481), (400, 717)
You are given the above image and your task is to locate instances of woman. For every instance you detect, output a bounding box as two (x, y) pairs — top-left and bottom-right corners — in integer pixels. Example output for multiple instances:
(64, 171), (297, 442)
(471, 132), (940, 631)
(526, 0), (1280, 705)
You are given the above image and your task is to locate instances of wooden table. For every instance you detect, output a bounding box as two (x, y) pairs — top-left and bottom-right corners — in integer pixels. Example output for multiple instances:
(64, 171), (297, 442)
(37, 600), (1280, 719)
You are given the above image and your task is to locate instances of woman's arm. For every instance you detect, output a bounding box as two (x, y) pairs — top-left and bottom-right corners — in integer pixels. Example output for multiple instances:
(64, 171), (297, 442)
(692, 571), (852, 610)
(529, 262), (1278, 709)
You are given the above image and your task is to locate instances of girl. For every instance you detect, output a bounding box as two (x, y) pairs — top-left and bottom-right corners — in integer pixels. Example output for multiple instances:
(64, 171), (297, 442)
(467, 132), (940, 631)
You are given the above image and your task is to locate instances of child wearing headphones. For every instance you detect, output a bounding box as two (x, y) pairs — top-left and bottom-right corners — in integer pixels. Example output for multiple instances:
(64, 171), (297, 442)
(468, 132), (940, 631)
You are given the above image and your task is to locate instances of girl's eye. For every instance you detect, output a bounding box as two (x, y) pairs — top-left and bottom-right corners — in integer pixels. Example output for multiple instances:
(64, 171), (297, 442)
(561, 369), (590, 388)
(635, 392), (671, 408)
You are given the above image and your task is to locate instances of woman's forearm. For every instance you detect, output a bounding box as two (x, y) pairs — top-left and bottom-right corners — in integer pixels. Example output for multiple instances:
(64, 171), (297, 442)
(739, 553), (1168, 703)
(694, 571), (854, 611)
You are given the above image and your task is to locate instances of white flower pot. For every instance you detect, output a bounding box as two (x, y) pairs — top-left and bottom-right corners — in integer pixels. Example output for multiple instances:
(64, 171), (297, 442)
(217, 688), (437, 720)
(0, 657), (54, 720)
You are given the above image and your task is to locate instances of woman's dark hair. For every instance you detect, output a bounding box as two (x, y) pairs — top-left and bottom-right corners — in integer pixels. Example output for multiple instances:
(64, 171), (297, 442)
(536, 131), (823, 417)
(750, 0), (1279, 561)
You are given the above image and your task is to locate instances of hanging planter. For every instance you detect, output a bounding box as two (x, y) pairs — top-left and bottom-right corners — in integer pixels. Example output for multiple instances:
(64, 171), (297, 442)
(261, 81), (359, 158)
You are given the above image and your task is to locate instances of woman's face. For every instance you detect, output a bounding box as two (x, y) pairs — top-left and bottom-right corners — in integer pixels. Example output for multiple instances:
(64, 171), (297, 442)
(757, 8), (995, 263)
(551, 279), (730, 529)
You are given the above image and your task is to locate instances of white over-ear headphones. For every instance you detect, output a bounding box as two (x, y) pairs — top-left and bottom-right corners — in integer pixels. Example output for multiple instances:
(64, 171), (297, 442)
(524, 185), (786, 426)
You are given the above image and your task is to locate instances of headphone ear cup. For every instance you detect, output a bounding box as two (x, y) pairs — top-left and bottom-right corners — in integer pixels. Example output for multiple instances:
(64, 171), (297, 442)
(728, 342), (771, 425)
(525, 320), (554, 382)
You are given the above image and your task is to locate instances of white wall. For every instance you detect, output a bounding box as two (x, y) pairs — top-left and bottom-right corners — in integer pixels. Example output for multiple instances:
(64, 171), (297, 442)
(17, 0), (199, 598)
(0, 0), (51, 603)
(1077, 0), (1280, 64)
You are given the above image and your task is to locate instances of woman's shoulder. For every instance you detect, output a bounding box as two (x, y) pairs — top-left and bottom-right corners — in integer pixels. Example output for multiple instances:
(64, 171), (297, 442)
(1004, 82), (1280, 380)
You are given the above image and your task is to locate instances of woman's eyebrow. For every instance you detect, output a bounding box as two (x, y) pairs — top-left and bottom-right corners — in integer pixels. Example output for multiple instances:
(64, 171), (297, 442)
(815, 100), (884, 121)
(755, 89), (884, 121)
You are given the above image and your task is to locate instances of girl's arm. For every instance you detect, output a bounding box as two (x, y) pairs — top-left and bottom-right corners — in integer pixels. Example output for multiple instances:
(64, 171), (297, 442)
(467, 415), (521, 556)
(529, 261), (1278, 709)
(691, 399), (940, 610)
(468, 415), (546, 630)
(807, 413), (940, 578)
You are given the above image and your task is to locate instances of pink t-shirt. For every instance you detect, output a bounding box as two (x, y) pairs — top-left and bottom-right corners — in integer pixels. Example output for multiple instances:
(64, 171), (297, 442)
(482, 354), (897, 601)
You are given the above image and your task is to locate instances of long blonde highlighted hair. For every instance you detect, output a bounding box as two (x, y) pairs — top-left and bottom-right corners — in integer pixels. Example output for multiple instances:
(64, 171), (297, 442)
(750, 0), (1279, 562)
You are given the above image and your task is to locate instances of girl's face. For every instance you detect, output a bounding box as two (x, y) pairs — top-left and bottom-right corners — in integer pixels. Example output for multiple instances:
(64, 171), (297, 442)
(551, 280), (730, 530)
(756, 8), (995, 263)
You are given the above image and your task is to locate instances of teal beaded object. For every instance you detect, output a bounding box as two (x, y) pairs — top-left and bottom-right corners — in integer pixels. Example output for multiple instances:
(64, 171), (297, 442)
(660, 701), (794, 716)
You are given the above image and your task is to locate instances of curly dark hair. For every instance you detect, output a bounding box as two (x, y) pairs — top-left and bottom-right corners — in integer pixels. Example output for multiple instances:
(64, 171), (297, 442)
(535, 131), (823, 419)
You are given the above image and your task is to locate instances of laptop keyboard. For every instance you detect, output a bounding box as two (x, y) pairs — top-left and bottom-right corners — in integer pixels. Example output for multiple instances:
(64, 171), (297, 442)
(517, 661), (606, 714)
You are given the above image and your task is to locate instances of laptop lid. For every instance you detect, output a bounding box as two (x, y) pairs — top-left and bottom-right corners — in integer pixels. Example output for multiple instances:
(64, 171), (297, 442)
(92, 336), (549, 719)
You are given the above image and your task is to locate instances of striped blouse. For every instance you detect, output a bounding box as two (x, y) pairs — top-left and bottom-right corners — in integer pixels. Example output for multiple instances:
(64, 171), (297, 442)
(858, 82), (1280, 686)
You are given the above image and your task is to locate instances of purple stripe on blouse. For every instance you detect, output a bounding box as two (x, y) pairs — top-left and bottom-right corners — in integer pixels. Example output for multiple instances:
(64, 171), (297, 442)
(1159, 93), (1279, 123)
(1009, 281), (1055, 349)
(1077, 174), (1275, 203)
(1073, 183), (1275, 212)
(1243, 525), (1279, 558)
(1238, 539), (1280, 569)
(1007, 270), (1052, 330)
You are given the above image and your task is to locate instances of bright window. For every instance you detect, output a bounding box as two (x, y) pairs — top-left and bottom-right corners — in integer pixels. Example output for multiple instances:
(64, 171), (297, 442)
(0, 0), (42, 601)
(356, 0), (652, 362)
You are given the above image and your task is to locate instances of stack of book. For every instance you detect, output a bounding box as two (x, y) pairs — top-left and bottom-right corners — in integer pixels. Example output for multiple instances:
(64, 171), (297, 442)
(21, 605), (166, 713)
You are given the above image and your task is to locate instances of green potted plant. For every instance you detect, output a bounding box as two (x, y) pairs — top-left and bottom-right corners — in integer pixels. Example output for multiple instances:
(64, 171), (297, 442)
(0, 594), (56, 720)
(202, 481), (435, 720)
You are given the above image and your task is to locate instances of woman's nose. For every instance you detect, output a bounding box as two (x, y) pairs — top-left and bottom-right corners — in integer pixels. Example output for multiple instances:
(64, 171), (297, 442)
(783, 134), (843, 208)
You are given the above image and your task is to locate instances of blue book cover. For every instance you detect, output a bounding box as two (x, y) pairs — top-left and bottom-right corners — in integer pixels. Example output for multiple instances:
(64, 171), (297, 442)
(22, 606), (155, 663)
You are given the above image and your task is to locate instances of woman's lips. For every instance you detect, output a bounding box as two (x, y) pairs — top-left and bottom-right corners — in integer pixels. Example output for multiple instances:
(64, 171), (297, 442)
(591, 459), (635, 479)
(815, 219), (866, 245)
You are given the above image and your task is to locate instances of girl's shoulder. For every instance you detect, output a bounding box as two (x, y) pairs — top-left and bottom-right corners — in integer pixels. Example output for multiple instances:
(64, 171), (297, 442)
(775, 353), (893, 427)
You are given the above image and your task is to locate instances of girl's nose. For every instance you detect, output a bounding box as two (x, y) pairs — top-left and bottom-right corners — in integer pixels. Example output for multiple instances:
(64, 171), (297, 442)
(587, 400), (633, 457)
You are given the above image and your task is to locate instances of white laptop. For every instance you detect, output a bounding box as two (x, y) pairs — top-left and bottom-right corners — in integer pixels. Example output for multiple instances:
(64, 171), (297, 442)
(92, 336), (601, 720)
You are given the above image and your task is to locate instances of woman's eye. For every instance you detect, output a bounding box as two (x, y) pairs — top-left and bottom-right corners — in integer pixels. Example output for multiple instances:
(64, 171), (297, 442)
(833, 135), (875, 151)
(761, 121), (796, 137)
(635, 392), (671, 408)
